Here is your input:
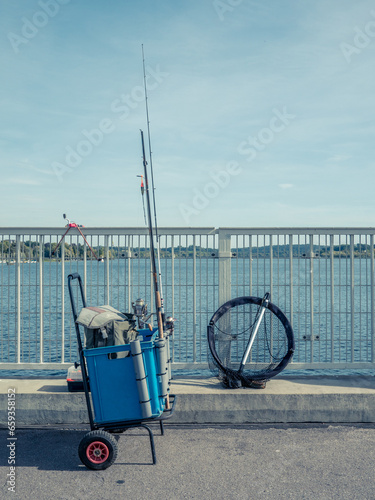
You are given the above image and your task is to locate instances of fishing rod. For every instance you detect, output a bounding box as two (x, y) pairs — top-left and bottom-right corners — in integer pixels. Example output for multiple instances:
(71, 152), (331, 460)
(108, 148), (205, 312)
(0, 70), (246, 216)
(140, 129), (164, 341)
(141, 45), (165, 322)
(142, 45), (158, 238)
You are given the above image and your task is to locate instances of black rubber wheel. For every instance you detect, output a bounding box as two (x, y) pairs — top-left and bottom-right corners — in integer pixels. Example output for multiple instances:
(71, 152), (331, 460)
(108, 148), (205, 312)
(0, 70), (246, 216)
(78, 430), (118, 470)
(207, 296), (295, 382)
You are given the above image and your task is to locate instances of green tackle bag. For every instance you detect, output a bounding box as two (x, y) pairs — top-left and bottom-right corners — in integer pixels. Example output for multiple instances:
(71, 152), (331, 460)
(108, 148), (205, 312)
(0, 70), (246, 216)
(76, 305), (138, 355)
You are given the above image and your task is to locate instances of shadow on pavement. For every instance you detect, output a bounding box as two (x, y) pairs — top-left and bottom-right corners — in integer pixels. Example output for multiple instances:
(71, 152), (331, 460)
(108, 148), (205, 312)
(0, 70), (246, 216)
(1, 428), (157, 471)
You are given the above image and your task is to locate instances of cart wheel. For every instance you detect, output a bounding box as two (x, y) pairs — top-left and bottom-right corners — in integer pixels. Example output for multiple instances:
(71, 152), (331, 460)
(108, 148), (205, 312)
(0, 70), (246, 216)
(78, 430), (118, 470)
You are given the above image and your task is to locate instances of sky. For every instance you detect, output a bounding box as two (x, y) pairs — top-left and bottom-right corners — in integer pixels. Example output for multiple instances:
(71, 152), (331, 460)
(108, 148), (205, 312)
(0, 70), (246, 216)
(1, 0), (375, 228)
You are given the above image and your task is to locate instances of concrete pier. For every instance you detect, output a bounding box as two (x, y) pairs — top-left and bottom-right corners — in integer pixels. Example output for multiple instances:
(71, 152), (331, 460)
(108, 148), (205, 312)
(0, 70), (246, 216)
(1, 375), (375, 426)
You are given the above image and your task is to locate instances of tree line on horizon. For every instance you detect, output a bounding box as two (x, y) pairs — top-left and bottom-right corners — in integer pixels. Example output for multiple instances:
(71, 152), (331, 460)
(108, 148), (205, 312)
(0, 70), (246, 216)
(1, 239), (374, 261)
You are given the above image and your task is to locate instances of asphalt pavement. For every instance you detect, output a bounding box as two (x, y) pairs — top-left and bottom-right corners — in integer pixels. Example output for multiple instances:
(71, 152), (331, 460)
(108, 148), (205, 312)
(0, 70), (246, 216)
(2, 423), (375, 500)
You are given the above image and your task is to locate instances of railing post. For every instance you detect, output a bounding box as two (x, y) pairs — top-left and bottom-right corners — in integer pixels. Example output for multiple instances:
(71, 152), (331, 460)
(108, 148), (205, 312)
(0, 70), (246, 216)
(105, 235), (110, 304)
(171, 237), (175, 364)
(330, 234), (335, 363)
(171, 238), (175, 318)
(309, 234), (314, 362)
(61, 241), (65, 363)
(149, 235), (154, 314)
(193, 235), (196, 362)
(269, 234), (273, 299)
(39, 235), (44, 363)
(249, 234), (253, 296)
(289, 234), (293, 328)
(371, 234), (375, 364)
(83, 241), (87, 299)
(218, 230), (231, 305)
(16, 235), (21, 363)
(127, 247), (131, 312)
(350, 234), (355, 363)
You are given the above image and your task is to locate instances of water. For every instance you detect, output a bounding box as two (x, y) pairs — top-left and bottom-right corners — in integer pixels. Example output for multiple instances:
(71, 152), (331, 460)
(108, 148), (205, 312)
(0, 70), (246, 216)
(0, 257), (374, 377)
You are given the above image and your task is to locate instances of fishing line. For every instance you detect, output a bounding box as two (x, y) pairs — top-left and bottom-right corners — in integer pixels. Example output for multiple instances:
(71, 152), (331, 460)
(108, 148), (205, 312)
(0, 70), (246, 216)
(140, 129), (164, 338)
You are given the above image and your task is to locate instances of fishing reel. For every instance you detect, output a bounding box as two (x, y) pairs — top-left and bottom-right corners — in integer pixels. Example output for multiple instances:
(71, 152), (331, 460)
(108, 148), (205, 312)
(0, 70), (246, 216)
(132, 298), (153, 329)
(132, 298), (176, 334)
(165, 316), (176, 335)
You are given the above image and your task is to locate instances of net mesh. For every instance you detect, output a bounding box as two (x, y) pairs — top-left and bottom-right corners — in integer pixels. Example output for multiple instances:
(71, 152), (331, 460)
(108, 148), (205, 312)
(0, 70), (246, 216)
(208, 297), (293, 388)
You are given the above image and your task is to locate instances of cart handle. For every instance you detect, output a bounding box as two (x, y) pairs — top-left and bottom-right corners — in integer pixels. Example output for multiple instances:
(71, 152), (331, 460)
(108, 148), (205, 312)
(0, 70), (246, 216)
(67, 273), (87, 321)
(68, 272), (81, 280)
(67, 273), (94, 427)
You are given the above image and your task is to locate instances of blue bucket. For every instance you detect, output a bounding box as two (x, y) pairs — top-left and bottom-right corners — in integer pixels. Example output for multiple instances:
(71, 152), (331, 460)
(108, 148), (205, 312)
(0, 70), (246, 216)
(84, 330), (166, 425)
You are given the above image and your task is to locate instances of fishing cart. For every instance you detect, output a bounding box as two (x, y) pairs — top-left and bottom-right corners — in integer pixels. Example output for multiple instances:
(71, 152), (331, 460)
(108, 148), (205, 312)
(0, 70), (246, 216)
(67, 273), (176, 470)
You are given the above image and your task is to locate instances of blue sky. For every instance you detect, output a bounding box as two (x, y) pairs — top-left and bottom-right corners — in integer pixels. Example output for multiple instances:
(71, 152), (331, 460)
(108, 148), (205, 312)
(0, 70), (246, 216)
(1, 0), (374, 228)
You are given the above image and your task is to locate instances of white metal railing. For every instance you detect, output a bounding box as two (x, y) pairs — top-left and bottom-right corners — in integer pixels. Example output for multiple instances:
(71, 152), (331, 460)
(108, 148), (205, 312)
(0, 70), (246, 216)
(1, 227), (375, 372)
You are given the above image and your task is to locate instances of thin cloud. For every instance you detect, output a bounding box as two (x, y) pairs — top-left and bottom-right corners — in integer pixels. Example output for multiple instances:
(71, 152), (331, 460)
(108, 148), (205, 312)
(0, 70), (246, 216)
(4, 178), (40, 186)
(16, 161), (55, 176)
(327, 155), (350, 162)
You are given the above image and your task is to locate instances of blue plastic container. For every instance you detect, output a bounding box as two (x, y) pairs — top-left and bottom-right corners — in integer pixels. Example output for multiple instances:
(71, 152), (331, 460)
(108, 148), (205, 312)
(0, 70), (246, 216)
(84, 330), (166, 425)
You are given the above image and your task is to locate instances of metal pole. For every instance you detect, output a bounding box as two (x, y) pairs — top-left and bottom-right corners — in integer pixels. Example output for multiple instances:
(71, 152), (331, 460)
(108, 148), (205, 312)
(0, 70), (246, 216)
(218, 230), (231, 306)
(289, 234), (293, 330)
(309, 234), (314, 361)
(330, 234), (335, 363)
(61, 242), (65, 363)
(193, 235), (196, 363)
(350, 234), (355, 363)
(39, 235), (44, 363)
(105, 235), (110, 304)
(371, 234), (375, 363)
(16, 235), (21, 363)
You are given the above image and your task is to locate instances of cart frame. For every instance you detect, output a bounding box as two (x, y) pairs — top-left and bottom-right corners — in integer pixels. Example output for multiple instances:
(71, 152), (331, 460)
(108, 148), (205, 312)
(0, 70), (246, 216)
(67, 272), (176, 469)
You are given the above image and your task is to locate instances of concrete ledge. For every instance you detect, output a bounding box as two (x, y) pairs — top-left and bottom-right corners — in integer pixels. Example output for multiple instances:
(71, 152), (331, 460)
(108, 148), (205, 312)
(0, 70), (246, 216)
(1, 375), (375, 425)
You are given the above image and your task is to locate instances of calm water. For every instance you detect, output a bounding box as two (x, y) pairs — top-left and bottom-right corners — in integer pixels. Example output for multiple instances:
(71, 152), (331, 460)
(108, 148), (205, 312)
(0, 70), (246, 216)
(0, 257), (374, 377)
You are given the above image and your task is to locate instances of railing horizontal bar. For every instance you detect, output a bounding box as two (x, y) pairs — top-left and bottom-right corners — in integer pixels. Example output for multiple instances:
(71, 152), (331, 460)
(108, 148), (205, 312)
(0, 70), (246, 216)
(0, 363), (73, 370)
(1, 362), (375, 371)
(219, 227), (375, 236)
(3, 227), (375, 236)
(0, 227), (217, 237)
